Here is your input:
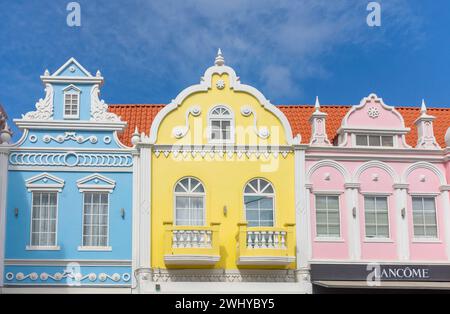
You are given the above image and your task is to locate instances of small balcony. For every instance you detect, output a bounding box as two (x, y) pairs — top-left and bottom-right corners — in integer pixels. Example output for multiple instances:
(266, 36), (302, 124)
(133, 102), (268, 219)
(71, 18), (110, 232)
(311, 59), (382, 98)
(163, 221), (220, 266)
(236, 222), (295, 267)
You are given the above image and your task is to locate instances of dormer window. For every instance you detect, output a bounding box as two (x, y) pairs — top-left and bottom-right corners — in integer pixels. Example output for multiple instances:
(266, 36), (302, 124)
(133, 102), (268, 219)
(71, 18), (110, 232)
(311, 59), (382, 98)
(355, 134), (394, 147)
(209, 105), (234, 143)
(63, 85), (81, 119)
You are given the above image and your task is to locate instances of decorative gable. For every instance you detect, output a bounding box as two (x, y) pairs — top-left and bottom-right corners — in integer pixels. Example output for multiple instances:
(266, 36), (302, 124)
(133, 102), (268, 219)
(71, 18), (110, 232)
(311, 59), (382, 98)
(52, 57), (93, 78)
(25, 173), (65, 191)
(337, 93), (411, 148)
(76, 173), (116, 192)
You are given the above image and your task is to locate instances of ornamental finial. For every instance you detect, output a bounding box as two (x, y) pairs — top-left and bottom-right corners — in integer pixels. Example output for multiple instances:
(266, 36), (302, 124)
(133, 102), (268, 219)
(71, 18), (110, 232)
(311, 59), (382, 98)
(314, 96), (321, 112)
(215, 48), (225, 66)
(421, 99), (427, 114)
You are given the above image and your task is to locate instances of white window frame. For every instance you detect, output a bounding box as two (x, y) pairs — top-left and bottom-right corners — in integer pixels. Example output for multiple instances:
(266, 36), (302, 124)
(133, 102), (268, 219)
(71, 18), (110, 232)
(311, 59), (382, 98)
(243, 178), (276, 227)
(63, 84), (81, 120)
(25, 173), (64, 251)
(173, 177), (206, 226)
(315, 194), (341, 239)
(354, 134), (394, 148)
(207, 105), (235, 144)
(411, 195), (439, 240)
(364, 195), (391, 240)
(76, 174), (115, 251)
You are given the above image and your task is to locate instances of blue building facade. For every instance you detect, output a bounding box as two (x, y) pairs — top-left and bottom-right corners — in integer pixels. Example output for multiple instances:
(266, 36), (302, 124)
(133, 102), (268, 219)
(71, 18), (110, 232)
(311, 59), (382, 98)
(1, 59), (133, 290)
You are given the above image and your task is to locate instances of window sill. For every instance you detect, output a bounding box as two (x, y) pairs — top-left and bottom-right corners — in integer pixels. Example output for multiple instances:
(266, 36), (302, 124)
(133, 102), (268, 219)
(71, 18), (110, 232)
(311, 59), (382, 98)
(412, 239), (441, 244)
(26, 245), (60, 251)
(77, 246), (112, 251)
(364, 238), (394, 243)
(314, 237), (345, 243)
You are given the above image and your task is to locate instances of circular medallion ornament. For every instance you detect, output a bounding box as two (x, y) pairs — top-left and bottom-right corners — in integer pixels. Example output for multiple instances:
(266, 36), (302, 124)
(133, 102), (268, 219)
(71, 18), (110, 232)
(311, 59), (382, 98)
(216, 79), (225, 90)
(367, 106), (380, 119)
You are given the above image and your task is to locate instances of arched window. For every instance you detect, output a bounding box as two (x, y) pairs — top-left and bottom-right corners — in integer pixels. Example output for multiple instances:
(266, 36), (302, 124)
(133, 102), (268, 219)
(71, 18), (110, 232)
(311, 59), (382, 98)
(244, 178), (274, 227)
(209, 105), (233, 142)
(174, 177), (205, 226)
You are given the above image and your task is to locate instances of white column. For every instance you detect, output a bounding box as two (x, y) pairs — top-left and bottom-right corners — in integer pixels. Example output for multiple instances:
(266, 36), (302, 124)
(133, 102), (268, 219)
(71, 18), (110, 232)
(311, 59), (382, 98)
(440, 188), (450, 259)
(131, 150), (140, 293)
(345, 184), (361, 261)
(0, 148), (10, 287)
(394, 185), (410, 261)
(294, 147), (312, 293)
(132, 142), (153, 293)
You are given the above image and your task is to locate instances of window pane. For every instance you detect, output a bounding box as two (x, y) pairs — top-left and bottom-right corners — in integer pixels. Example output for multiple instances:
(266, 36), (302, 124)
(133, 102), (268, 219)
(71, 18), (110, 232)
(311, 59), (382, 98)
(382, 136), (394, 147)
(327, 196), (339, 209)
(364, 197), (375, 210)
(369, 136), (381, 146)
(316, 196), (327, 210)
(356, 135), (368, 146)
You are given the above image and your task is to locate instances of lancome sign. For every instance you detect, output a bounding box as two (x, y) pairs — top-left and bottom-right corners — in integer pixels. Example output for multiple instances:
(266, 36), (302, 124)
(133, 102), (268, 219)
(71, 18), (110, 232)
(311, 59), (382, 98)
(311, 264), (450, 282)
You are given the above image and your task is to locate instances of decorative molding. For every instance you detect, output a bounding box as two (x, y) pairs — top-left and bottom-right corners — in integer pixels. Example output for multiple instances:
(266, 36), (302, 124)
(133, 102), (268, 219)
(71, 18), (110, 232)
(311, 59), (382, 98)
(5, 259), (132, 266)
(353, 160), (400, 183)
(22, 84), (54, 121)
(164, 255), (220, 265)
(306, 159), (351, 184)
(237, 256), (295, 266)
(415, 101), (441, 150)
(151, 269), (297, 283)
(152, 146), (292, 159)
(42, 132), (97, 144)
(240, 106), (270, 139)
(51, 57), (93, 78)
(9, 151), (133, 168)
(76, 173), (116, 192)
(90, 84), (121, 122)
(402, 161), (446, 185)
(148, 51), (294, 145)
(172, 106), (201, 139)
(367, 106), (380, 119)
(5, 271), (130, 283)
(25, 173), (65, 192)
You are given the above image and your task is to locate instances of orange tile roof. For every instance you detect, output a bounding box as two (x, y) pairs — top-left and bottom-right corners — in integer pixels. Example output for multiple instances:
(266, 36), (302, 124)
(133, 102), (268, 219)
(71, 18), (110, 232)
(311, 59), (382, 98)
(109, 104), (450, 148)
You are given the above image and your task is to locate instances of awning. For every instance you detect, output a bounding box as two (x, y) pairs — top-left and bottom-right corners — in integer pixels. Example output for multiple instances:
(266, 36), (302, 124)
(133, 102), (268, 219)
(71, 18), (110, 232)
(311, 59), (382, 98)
(314, 280), (450, 290)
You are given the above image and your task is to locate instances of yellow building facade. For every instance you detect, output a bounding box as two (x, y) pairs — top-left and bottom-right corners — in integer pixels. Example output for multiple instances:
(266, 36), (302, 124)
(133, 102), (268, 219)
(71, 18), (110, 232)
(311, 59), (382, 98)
(130, 51), (308, 293)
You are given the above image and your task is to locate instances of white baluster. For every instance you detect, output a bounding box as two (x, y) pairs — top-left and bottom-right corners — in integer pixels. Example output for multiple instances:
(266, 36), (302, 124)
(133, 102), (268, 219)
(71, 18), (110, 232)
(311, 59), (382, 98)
(206, 230), (212, 248)
(192, 231), (199, 247)
(179, 231), (185, 247)
(247, 231), (253, 248)
(280, 231), (286, 248)
(267, 231), (274, 248)
(274, 231), (280, 249)
(186, 231), (192, 247)
(198, 230), (205, 247)
(261, 231), (267, 248)
(173, 230), (179, 248)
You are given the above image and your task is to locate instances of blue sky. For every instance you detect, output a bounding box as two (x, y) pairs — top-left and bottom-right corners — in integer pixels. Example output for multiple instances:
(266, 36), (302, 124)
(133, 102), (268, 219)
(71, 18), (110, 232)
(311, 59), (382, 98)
(1, 1), (449, 138)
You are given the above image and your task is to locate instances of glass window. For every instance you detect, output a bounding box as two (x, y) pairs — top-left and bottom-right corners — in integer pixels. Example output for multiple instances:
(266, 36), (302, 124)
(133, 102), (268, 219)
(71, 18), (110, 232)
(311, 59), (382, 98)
(355, 135), (394, 147)
(210, 106), (232, 141)
(174, 177), (205, 226)
(31, 192), (58, 247)
(364, 196), (389, 238)
(316, 195), (340, 237)
(244, 178), (275, 227)
(64, 92), (79, 118)
(412, 196), (437, 238)
(83, 192), (109, 247)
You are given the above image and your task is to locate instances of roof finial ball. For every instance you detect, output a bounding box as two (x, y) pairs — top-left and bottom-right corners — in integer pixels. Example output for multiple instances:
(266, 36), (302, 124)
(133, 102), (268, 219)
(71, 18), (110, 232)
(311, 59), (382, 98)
(215, 48), (225, 66)
(131, 127), (140, 146)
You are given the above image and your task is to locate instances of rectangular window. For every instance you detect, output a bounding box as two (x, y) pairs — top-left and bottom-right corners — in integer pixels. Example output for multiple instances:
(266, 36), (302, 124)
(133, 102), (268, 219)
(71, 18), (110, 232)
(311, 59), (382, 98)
(211, 120), (231, 140)
(315, 195), (340, 237)
(31, 192), (58, 247)
(412, 196), (438, 238)
(356, 135), (393, 147)
(82, 192), (109, 247)
(244, 195), (274, 227)
(364, 196), (389, 238)
(175, 195), (205, 226)
(64, 93), (79, 118)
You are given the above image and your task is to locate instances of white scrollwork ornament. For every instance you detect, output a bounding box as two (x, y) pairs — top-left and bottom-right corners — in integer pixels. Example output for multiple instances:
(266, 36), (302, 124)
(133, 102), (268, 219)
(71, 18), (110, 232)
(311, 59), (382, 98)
(22, 84), (54, 120)
(240, 106), (270, 139)
(90, 84), (121, 122)
(172, 106), (202, 139)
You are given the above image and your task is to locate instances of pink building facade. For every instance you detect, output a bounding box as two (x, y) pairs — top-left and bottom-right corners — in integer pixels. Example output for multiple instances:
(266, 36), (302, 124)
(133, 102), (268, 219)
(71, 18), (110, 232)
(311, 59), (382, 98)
(305, 94), (450, 291)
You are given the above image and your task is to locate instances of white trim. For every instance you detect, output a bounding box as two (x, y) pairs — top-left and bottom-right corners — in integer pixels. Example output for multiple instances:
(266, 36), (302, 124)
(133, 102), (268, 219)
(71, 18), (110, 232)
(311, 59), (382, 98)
(361, 194), (392, 240)
(13, 120), (126, 131)
(25, 173), (65, 192)
(148, 63), (294, 145)
(26, 246), (60, 251)
(5, 259), (131, 266)
(243, 178), (276, 227)
(77, 246), (112, 251)
(173, 177), (206, 227)
(353, 160), (400, 183)
(63, 85), (81, 120)
(312, 190), (345, 195)
(237, 256), (295, 266)
(0, 151), (10, 285)
(207, 105), (235, 144)
(76, 173), (116, 192)
(10, 166), (132, 173)
(402, 161), (447, 185)
(306, 159), (351, 184)
(1, 287), (131, 294)
(164, 255), (220, 265)
(51, 57), (94, 77)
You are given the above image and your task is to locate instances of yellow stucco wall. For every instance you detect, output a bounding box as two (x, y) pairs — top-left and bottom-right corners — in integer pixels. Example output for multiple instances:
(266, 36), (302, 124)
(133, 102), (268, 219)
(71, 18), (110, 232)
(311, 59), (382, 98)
(150, 72), (296, 270)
